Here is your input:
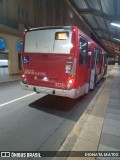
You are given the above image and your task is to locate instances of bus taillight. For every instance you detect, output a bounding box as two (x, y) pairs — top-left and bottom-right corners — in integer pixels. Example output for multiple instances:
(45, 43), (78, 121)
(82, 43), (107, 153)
(66, 74), (75, 89)
(69, 74), (75, 79)
(68, 79), (73, 84)
(104, 64), (107, 67)
(22, 78), (28, 84)
(21, 74), (28, 84)
(21, 74), (25, 78)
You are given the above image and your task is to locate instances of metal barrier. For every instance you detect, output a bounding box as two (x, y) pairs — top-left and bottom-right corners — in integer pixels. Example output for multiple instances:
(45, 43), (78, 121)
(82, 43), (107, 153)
(0, 67), (9, 76)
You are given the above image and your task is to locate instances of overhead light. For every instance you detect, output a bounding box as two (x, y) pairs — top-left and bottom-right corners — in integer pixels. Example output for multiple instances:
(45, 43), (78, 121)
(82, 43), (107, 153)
(113, 38), (120, 42)
(110, 22), (120, 27)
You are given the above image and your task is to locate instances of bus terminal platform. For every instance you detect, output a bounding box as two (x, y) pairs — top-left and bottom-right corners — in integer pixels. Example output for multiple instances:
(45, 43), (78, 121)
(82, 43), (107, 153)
(54, 65), (120, 160)
(0, 74), (20, 84)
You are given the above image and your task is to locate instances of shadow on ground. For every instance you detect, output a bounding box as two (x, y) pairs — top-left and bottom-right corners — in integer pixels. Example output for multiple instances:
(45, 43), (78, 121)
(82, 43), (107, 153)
(29, 78), (105, 121)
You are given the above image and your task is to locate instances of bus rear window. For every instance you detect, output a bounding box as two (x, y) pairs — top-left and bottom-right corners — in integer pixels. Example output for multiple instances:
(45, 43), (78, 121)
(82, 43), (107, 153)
(55, 32), (69, 40)
(24, 29), (72, 54)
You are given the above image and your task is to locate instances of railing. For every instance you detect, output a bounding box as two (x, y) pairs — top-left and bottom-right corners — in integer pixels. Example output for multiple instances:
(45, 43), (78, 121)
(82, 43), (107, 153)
(0, 66), (9, 76)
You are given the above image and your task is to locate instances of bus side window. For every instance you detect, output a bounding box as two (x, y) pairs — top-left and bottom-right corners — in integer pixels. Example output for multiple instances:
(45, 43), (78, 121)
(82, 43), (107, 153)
(96, 50), (99, 64)
(95, 48), (101, 65)
(79, 36), (88, 65)
(97, 49), (101, 64)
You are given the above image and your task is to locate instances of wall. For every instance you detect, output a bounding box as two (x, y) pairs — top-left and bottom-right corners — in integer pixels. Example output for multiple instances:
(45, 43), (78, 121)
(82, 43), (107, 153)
(0, 30), (22, 75)
(0, 0), (91, 75)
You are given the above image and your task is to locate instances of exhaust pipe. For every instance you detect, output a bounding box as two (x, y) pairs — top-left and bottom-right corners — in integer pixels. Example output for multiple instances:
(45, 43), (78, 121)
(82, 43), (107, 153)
(33, 87), (39, 93)
(52, 90), (55, 95)
(33, 87), (36, 92)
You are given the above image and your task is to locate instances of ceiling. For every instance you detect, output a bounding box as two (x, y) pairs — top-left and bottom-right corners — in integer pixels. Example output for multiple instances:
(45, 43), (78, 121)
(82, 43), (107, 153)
(69, 0), (120, 57)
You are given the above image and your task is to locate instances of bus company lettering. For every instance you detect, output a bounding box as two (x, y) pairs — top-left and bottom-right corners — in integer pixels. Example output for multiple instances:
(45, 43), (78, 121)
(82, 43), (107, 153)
(25, 69), (45, 76)
(55, 82), (66, 88)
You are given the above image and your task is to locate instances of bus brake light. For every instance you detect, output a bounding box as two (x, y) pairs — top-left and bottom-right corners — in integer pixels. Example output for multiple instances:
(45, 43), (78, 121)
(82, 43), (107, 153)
(21, 74), (25, 78)
(69, 74), (75, 79)
(66, 74), (75, 89)
(68, 79), (73, 84)
(104, 64), (107, 67)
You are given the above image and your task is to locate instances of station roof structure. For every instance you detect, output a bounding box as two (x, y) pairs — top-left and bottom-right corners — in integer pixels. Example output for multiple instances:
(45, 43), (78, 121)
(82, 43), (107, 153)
(69, 0), (120, 57)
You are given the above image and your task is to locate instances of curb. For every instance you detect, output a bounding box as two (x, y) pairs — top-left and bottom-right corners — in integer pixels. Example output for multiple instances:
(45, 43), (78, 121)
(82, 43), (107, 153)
(0, 78), (20, 84)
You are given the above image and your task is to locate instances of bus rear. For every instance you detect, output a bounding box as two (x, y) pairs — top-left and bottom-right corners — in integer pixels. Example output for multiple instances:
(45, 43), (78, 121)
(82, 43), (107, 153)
(21, 26), (78, 98)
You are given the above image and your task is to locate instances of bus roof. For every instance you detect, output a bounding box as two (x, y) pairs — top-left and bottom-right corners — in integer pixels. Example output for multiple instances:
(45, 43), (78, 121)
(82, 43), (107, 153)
(25, 26), (72, 32)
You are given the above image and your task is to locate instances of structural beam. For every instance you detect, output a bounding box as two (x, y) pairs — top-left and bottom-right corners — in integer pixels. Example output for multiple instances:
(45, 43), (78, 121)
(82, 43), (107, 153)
(94, 28), (117, 37)
(78, 9), (116, 22)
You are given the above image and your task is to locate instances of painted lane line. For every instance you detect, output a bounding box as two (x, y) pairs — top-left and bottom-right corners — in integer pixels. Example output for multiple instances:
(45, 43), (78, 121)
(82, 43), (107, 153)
(0, 93), (36, 107)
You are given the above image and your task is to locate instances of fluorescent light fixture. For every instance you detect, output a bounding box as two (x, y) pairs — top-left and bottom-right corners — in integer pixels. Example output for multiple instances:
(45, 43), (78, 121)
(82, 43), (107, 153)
(110, 22), (120, 27)
(113, 38), (120, 42)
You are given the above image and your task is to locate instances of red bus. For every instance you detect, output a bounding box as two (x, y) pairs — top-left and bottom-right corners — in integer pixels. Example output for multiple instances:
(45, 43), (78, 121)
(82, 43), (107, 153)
(21, 26), (107, 99)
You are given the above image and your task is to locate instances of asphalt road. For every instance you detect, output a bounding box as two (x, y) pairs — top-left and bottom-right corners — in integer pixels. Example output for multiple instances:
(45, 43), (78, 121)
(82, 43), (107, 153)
(0, 78), (107, 160)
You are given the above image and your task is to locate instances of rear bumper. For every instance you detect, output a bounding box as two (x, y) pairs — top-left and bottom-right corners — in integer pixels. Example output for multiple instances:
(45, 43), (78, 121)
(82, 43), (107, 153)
(20, 82), (77, 99)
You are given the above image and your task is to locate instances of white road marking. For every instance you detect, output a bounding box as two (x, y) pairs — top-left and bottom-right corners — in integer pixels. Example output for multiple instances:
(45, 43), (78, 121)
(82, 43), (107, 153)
(0, 93), (36, 107)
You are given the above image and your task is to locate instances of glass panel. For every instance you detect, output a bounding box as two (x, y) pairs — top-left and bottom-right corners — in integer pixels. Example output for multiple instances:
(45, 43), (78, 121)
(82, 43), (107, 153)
(79, 36), (88, 65)
(24, 29), (72, 54)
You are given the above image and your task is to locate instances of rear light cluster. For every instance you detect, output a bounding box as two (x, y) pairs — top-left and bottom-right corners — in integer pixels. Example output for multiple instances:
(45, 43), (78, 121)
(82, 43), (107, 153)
(104, 64), (107, 68)
(21, 74), (28, 84)
(66, 74), (75, 90)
